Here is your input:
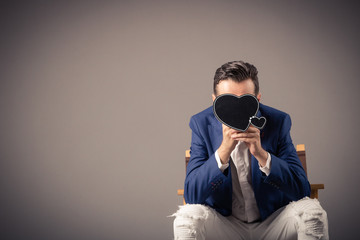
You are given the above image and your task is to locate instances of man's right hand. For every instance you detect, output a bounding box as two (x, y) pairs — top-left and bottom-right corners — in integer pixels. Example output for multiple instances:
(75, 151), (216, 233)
(217, 124), (239, 164)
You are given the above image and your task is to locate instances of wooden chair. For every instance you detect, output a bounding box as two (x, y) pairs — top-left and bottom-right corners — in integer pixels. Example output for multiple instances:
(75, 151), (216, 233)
(177, 144), (324, 204)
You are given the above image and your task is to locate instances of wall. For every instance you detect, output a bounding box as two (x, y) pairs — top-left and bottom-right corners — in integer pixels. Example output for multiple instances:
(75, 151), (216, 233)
(1, 1), (359, 239)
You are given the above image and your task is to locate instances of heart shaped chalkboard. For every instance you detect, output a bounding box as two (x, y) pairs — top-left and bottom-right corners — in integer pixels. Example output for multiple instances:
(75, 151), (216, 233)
(213, 94), (266, 131)
(250, 116), (266, 129)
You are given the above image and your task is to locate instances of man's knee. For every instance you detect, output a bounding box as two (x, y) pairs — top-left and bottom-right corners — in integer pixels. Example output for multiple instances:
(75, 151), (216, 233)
(172, 204), (211, 240)
(286, 197), (329, 240)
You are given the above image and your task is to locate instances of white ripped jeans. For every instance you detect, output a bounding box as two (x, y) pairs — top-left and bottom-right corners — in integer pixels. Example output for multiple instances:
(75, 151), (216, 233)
(172, 197), (328, 240)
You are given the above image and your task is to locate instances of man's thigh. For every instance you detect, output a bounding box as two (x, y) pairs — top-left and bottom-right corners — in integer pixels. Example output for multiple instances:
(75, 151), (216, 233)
(252, 206), (297, 240)
(252, 197), (328, 240)
(173, 204), (249, 240)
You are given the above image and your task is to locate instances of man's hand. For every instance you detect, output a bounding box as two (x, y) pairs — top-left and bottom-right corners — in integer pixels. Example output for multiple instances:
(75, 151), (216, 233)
(217, 124), (239, 164)
(230, 125), (268, 167)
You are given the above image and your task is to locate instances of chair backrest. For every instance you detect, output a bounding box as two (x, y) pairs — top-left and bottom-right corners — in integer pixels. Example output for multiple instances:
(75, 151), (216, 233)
(185, 144), (308, 176)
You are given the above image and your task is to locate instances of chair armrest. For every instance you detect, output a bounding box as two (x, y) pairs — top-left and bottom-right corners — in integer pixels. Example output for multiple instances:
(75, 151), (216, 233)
(310, 184), (324, 199)
(177, 189), (186, 205)
(177, 189), (184, 196)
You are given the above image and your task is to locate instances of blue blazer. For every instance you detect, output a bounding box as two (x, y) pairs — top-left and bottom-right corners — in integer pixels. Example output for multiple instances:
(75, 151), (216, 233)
(184, 103), (310, 221)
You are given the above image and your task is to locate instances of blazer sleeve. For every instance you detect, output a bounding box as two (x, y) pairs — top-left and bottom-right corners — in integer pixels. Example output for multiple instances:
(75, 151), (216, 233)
(184, 115), (229, 204)
(263, 114), (311, 200)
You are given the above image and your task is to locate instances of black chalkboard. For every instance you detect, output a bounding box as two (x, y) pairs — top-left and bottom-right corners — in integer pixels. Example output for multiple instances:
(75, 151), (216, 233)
(213, 94), (266, 131)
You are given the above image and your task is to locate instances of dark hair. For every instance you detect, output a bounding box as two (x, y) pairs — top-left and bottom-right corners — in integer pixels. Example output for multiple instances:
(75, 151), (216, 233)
(213, 61), (259, 96)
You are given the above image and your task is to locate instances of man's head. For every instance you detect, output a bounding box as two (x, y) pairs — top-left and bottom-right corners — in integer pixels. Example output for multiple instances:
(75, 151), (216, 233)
(212, 61), (261, 102)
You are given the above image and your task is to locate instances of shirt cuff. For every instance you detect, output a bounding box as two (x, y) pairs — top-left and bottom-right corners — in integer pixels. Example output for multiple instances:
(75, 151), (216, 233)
(215, 150), (229, 172)
(259, 152), (271, 176)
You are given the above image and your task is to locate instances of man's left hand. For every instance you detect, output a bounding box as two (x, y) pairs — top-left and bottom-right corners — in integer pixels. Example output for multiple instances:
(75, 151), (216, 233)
(230, 125), (268, 167)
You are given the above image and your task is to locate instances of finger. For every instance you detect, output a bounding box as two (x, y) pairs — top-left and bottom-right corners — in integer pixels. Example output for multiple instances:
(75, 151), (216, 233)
(226, 128), (240, 134)
(229, 129), (241, 135)
(233, 137), (256, 143)
(246, 126), (260, 133)
(222, 125), (238, 133)
(231, 132), (258, 139)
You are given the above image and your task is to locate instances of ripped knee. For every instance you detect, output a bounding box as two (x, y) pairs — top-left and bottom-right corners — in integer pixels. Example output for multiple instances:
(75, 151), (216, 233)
(172, 204), (210, 240)
(288, 197), (329, 240)
(172, 204), (210, 220)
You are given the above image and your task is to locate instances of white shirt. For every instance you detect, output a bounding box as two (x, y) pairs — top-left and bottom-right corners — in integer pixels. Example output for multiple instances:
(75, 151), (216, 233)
(215, 141), (271, 222)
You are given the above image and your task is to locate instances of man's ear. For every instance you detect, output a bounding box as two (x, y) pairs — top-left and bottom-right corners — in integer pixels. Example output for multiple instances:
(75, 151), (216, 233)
(257, 92), (262, 102)
(212, 93), (216, 102)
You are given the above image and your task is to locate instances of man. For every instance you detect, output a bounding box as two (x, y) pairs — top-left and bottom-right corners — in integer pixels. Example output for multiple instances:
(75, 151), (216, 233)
(173, 61), (328, 240)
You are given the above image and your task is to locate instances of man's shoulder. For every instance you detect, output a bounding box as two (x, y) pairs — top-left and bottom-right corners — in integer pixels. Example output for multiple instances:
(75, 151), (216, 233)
(259, 103), (289, 120)
(191, 106), (213, 119)
(189, 106), (216, 126)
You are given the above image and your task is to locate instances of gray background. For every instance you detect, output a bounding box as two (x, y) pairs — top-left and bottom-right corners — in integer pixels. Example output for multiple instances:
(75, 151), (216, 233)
(1, 0), (359, 239)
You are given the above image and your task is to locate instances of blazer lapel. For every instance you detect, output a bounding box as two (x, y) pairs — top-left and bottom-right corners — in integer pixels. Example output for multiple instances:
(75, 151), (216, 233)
(252, 105), (266, 189)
